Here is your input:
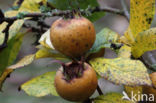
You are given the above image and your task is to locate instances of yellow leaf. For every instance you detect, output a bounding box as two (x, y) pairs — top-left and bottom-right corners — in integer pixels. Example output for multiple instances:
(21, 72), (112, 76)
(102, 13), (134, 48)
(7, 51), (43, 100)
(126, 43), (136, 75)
(90, 58), (152, 86)
(118, 36), (130, 45)
(19, 0), (47, 12)
(8, 54), (35, 69)
(21, 71), (58, 97)
(132, 28), (156, 58)
(0, 10), (24, 44)
(94, 92), (133, 103)
(0, 69), (13, 91)
(124, 0), (155, 43)
(124, 86), (142, 102)
(39, 29), (54, 49)
(118, 45), (131, 58)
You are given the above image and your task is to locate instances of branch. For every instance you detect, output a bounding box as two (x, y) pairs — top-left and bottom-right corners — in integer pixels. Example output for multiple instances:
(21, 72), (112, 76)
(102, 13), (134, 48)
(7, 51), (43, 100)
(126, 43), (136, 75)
(97, 84), (103, 95)
(91, 7), (124, 16)
(1, 7), (125, 23)
(120, 0), (130, 20)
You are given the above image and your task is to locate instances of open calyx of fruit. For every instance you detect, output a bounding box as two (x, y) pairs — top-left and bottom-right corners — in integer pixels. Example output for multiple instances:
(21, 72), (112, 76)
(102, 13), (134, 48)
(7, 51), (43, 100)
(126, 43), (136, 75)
(50, 14), (99, 102)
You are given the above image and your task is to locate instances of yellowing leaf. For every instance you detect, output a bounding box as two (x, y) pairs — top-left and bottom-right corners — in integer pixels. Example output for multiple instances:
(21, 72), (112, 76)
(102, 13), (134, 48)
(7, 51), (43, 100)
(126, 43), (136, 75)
(124, 0), (155, 43)
(118, 36), (130, 45)
(21, 71), (58, 97)
(0, 33), (25, 90)
(35, 46), (68, 60)
(94, 92), (133, 103)
(0, 10), (24, 44)
(0, 33), (25, 76)
(19, 0), (41, 12)
(118, 45), (131, 58)
(19, 0), (47, 13)
(0, 69), (13, 91)
(90, 58), (152, 86)
(132, 28), (156, 58)
(39, 29), (54, 49)
(124, 86), (142, 102)
(8, 54), (35, 69)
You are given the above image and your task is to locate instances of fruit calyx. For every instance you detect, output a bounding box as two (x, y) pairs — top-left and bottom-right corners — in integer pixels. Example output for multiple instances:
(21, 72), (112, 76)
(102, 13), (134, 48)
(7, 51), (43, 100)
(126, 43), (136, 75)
(62, 61), (85, 82)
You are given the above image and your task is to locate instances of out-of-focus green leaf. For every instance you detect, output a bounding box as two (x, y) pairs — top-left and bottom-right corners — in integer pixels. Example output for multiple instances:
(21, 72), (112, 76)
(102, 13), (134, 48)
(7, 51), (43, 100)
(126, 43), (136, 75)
(0, 33), (25, 76)
(86, 11), (105, 22)
(94, 92), (133, 103)
(86, 28), (119, 56)
(47, 0), (98, 10)
(152, 64), (156, 71)
(21, 71), (58, 97)
(90, 57), (152, 86)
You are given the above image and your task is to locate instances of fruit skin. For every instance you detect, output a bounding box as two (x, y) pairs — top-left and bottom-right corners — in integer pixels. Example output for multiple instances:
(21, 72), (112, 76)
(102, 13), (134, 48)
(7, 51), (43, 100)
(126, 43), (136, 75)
(50, 17), (96, 58)
(150, 72), (156, 88)
(54, 62), (97, 102)
(142, 72), (156, 102)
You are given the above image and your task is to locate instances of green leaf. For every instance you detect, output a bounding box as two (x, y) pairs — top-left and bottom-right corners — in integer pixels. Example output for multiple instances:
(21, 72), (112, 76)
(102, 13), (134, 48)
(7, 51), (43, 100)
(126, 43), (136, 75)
(21, 71), (58, 97)
(86, 11), (105, 22)
(0, 33), (25, 76)
(47, 0), (98, 10)
(132, 28), (156, 58)
(87, 28), (119, 56)
(152, 64), (156, 71)
(94, 92), (133, 103)
(90, 57), (152, 86)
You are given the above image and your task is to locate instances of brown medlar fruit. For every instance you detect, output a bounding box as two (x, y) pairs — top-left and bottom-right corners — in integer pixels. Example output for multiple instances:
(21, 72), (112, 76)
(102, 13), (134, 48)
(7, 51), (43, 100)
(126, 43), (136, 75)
(54, 62), (97, 101)
(50, 17), (96, 58)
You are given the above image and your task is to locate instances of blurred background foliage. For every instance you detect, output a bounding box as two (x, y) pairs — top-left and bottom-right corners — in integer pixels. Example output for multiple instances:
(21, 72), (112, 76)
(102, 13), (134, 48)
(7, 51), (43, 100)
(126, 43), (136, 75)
(0, 0), (156, 103)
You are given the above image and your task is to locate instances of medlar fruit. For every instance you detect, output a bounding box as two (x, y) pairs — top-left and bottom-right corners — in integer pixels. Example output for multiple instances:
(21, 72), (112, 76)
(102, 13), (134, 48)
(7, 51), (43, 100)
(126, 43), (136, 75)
(143, 72), (156, 102)
(50, 17), (96, 58)
(54, 62), (97, 101)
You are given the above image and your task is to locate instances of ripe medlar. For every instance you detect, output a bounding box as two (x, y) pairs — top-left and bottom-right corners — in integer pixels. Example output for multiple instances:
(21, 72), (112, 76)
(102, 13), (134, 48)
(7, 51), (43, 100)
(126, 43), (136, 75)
(50, 17), (96, 58)
(54, 62), (97, 102)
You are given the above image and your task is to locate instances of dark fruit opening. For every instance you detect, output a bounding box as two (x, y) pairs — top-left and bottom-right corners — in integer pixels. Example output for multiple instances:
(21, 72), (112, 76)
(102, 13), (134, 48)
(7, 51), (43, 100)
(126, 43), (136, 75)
(62, 61), (85, 82)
